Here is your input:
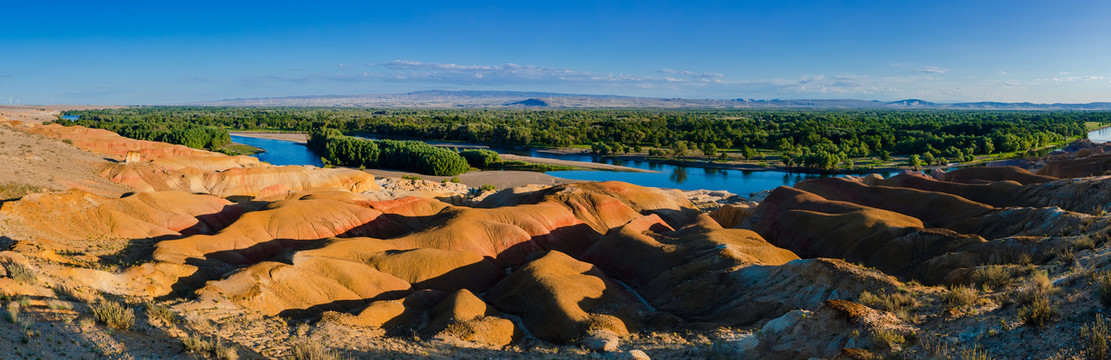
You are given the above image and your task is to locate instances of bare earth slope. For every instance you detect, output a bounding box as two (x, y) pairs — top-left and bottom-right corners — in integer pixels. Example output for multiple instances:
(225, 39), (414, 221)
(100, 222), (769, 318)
(7, 119), (1111, 359)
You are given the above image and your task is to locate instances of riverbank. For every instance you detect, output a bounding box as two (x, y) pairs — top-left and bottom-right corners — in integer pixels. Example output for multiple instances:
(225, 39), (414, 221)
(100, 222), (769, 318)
(228, 131), (654, 173)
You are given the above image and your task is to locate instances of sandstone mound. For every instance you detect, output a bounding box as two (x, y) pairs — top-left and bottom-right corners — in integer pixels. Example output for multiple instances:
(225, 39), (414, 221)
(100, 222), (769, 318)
(3, 120), (257, 171)
(708, 203), (754, 228)
(100, 162), (380, 198)
(743, 186), (986, 283)
(1, 189), (242, 242)
(940, 166), (1058, 185)
(1037, 153), (1111, 178)
(486, 250), (648, 343)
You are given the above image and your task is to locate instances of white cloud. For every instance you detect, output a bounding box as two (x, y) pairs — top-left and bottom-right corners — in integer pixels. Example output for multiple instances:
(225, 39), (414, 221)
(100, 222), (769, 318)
(917, 66), (948, 74)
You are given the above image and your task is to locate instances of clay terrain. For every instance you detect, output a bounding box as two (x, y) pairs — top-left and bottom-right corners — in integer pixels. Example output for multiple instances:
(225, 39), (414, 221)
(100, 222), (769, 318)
(6, 116), (1111, 359)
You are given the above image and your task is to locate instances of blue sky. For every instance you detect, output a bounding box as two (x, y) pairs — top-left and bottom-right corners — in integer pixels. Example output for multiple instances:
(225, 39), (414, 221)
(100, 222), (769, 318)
(1, 0), (1109, 104)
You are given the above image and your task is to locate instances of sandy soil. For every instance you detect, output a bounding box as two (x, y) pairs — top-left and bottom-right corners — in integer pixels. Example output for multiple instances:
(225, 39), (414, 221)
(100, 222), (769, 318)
(0, 122), (129, 198)
(0, 105), (123, 124)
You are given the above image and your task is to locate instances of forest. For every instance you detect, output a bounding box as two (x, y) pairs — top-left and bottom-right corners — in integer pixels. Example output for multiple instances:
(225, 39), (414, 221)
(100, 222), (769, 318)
(62, 106), (1108, 170)
(307, 128), (470, 176)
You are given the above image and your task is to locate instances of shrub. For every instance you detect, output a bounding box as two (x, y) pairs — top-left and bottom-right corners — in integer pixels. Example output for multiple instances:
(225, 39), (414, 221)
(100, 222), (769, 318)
(291, 338), (340, 360)
(147, 303), (176, 324)
(858, 290), (919, 313)
(1014, 271), (1056, 305)
(184, 335), (238, 360)
(943, 286), (978, 310)
(478, 184), (497, 192)
(459, 149), (500, 169)
(971, 265), (1020, 291)
(1017, 295), (1056, 327)
(4, 262), (36, 284)
(1080, 314), (1110, 360)
(0, 183), (44, 201)
(91, 301), (134, 330)
(871, 329), (905, 349)
(4, 302), (19, 323)
(1096, 272), (1111, 307)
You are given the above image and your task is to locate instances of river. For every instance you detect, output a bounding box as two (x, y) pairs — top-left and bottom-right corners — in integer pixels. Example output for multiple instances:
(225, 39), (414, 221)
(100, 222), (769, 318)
(231, 129), (1107, 194)
(231, 134), (873, 194)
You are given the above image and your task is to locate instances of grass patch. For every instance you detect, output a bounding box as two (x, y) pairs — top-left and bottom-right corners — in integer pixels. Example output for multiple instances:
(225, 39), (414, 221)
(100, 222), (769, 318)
(1013, 271), (1056, 305)
(0, 183), (43, 201)
(1080, 314), (1110, 360)
(1096, 272), (1111, 307)
(216, 143), (264, 156)
(146, 303), (176, 324)
(871, 329), (905, 350)
(291, 338), (340, 360)
(857, 288), (919, 315)
(1017, 295), (1056, 328)
(90, 300), (134, 330)
(971, 265), (1023, 291)
(184, 335), (239, 360)
(4, 262), (36, 284)
(5, 302), (20, 323)
(942, 285), (979, 310)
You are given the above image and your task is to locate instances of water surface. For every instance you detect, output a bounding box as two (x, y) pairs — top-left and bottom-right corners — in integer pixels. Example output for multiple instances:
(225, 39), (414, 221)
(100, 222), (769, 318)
(230, 135), (323, 167)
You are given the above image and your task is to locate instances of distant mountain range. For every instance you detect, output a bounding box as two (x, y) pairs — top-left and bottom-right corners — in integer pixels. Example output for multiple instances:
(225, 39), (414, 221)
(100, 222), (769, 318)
(181, 90), (1111, 110)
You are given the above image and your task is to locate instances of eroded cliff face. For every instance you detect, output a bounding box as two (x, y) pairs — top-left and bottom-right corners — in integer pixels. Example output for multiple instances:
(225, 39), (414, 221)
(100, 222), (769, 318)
(5, 119), (1111, 359)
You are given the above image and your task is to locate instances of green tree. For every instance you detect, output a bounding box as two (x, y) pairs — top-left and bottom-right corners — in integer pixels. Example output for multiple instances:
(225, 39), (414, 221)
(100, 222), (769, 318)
(700, 143), (718, 158)
(742, 146), (758, 160)
(922, 152), (936, 165)
(908, 154), (922, 169)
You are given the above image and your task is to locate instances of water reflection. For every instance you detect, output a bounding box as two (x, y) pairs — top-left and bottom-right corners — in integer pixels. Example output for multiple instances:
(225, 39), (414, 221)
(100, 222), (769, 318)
(670, 167), (688, 184)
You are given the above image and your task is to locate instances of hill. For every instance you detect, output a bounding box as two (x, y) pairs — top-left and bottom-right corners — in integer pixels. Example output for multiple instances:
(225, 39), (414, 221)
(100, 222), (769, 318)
(183, 91), (1111, 110)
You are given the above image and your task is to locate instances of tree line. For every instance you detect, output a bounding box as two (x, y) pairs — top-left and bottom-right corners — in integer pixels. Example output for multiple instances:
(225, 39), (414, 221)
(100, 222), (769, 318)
(55, 117), (231, 151)
(63, 107), (1108, 171)
(308, 129), (470, 176)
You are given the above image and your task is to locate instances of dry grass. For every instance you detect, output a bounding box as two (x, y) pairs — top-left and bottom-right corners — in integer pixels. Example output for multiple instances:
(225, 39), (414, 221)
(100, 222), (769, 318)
(4, 302), (19, 323)
(871, 329), (905, 349)
(291, 338), (340, 360)
(1095, 272), (1111, 307)
(921, 338), (993, 360)
(1013, 271), (1056, 305)
(1075, 235), (1098, 251)
(184, 335), (239, 360)
(859, 290), (919, 312)
(0, 183), (43, 201)
(1080, 314), (1110, 360)
(1017, 296), (1056, 328)
(146, 303), (176, 324)
(942, 285), (979, 310)
(4, 262), (36, 284)
(90, 300), (134, 330)
(971, 265), (1023, 291)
